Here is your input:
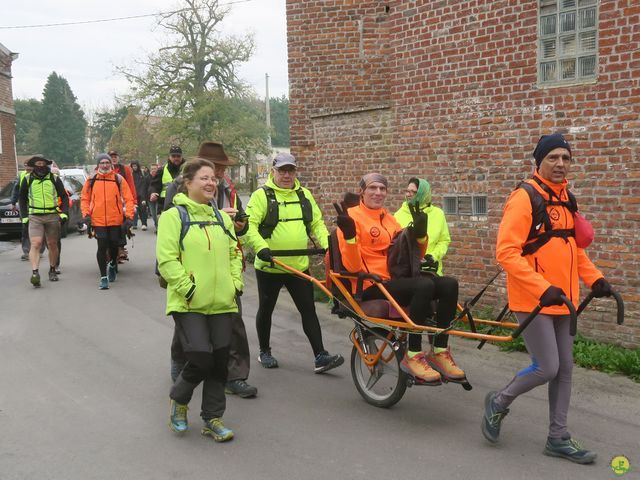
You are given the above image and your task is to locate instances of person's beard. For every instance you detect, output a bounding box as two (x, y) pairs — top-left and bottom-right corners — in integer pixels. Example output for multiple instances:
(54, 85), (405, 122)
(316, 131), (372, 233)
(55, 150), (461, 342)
(99, 166), (112, 174)
(34, 166), (49, 176)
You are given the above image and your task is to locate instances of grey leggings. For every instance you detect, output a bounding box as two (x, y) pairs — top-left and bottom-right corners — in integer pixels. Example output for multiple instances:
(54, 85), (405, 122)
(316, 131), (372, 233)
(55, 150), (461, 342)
(495, 312), (574, 439)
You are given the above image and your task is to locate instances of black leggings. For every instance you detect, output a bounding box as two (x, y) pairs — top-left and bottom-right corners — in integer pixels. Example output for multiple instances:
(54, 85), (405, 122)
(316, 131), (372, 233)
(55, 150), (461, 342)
(362, 275), (459, 351)
(255, 269), (325, 356)
(96, 238), (119, 276)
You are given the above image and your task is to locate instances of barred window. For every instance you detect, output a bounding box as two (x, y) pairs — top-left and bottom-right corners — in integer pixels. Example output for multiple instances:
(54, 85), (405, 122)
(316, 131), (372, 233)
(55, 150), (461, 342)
(538, 0), (598, 85)
(443, 196), (458, 215)
(443, 196), (487, 216)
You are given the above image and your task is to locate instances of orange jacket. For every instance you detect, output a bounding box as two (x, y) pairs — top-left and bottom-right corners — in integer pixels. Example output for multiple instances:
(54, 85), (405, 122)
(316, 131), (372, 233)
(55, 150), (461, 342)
(496, 172), (603, 315)
(337, 202), (427, 291)
(81, 172), (135, 227)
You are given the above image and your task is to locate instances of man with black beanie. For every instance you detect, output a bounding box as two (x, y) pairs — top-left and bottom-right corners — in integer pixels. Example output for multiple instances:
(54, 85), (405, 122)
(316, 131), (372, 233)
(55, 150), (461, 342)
(149, 145), (185, 211)
(482, 133), (613, 464)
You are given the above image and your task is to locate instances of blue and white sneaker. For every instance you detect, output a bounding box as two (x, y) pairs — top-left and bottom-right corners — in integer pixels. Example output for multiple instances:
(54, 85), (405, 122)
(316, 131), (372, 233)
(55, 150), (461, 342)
(314, 351), (344, 374)
(99, 276), (109, 290)
(201, 418), (234, 442)
(169, 399), (188, 434)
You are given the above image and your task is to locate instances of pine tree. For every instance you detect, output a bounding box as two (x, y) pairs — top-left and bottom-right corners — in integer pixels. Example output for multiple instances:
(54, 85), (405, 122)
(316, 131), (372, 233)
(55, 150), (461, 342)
(39, 72), (88, 165)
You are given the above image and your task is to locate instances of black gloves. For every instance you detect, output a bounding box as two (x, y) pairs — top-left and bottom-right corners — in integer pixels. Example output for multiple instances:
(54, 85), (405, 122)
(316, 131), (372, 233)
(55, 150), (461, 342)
(591, 278), (612, 298)
(334, 202), (356, 240)
(421, 254), (439, 273)
(409, 203), (428, 238)
(539, 286), (566, 307)
(257, 248), (273, 262)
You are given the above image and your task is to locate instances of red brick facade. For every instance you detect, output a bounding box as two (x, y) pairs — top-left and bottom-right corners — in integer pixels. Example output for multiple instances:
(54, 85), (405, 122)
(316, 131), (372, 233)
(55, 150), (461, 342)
(286, 1), (640, 347)
(0, 43), (18, 187)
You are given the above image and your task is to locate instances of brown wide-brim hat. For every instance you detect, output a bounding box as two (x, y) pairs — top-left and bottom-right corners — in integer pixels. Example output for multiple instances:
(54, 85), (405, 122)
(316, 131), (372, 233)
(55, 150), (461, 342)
(25, 155), (53, 167)
(194, 141), (236, 166)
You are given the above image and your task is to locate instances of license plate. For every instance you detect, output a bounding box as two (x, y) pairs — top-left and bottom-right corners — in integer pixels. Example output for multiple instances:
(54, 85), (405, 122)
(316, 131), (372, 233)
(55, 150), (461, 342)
(1, 218), (20, 223)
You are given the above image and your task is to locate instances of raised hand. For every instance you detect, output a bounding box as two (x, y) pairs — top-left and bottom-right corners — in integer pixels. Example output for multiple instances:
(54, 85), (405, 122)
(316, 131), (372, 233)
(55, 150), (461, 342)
(334, 202), (356, 240)
(409, 203), (427, 238)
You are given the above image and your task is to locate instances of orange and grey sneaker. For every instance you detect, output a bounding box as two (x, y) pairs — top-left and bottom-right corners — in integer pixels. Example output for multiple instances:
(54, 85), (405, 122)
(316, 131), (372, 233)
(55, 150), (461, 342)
(400, 352), (441, 383)
(426, 347), (466, 380)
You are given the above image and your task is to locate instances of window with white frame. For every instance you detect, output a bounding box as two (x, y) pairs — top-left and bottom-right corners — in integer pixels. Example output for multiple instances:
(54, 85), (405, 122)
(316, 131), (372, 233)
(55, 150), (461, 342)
(538, 0), (598, 85)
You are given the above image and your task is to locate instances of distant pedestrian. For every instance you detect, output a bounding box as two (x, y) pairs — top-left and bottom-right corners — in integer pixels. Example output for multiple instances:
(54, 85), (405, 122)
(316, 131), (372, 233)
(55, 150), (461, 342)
(148, 163), (160, 232)
(81, 154), (135, 290)
(108, 150), (137, 262)
(131, 160), (150, 231)
(149, 145), (185, 212)
(11, 161), (44, 261)
(18, 155), (68, 287)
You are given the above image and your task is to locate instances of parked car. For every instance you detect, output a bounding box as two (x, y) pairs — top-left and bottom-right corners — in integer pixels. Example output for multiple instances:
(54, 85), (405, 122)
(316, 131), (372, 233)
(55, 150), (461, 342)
(59, 167), (88, 186)
(0, 180), (21, 235)
(0, 176), (84, 237)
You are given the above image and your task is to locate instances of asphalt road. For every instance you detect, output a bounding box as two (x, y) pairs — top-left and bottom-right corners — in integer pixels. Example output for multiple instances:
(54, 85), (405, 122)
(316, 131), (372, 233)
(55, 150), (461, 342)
(0, 230), (638, 480)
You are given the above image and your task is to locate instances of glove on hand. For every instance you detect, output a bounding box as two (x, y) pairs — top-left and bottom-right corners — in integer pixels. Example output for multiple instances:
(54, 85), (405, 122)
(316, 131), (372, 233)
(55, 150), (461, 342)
(257, 248), (273, 262)
(409, 203), (428, 238)
(591, 278), (612, 298)
(421, 254), (439, 273)
(333, 202), (357, 240)
(539, 286), (566, 307)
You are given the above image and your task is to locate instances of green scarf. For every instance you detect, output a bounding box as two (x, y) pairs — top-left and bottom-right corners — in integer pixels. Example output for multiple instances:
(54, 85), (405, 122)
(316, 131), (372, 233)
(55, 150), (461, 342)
(408, 178), (431, 208)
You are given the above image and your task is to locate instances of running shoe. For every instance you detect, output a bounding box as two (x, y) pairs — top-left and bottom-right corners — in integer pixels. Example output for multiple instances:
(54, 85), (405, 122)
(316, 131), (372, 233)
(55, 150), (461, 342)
(99, 276), (109, 290)
(543, 436), (597, 464)
(258, 350), (279, 369)
(141, 225), (148, 231)
(314, 351), (344, 374)
(169, 399), (188, 433)
(201, 418), (233, 442)
(225, 380), (258, 398)
(30, 271), (41, 288)
(48, 270), (59, 282)
(425, 347), (466, 380)
(107, 261), (117, 282)
(21, 254), (29, 261)
(481, 391), (509, 443)
(400, 352), (441, 383)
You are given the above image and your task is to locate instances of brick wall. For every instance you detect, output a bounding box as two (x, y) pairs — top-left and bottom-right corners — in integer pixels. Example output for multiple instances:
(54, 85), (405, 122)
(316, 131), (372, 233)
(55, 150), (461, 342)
(287, 0), (640, 347)
(0, 48), (17, 187)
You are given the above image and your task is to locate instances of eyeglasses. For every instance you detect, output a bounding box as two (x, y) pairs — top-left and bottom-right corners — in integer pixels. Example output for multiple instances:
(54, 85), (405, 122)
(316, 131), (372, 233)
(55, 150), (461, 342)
(98, 161), (112, 165)
(276, 167), (296, 174)
(405, 189), (417, 195)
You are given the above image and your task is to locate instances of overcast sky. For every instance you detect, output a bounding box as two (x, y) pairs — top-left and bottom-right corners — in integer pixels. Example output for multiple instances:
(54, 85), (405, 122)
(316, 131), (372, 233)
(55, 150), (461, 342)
(1, 0), (288, 113)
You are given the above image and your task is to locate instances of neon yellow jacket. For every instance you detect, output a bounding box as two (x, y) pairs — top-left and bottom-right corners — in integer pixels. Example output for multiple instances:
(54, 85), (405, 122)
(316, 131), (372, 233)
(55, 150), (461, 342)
(156, 193), (243, 315)
(394, 202), (451, 276)
(244, 174), (329, 273)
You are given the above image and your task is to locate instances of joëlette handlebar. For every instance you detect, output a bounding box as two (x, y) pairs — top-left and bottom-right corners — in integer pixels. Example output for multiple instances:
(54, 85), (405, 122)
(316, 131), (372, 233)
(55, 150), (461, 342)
(576, 289), (624, 325)
(269, 248), (326, 257)
(511, 295), (577, 339)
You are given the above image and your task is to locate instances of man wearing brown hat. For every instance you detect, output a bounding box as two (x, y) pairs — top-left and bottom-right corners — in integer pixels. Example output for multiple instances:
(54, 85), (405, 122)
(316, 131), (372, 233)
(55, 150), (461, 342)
(18, 155), (69, 287)
(165, 141), (257, 398)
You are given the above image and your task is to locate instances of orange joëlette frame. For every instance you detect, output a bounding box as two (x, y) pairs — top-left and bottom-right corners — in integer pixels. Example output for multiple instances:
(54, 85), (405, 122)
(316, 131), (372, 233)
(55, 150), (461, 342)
(271, 259), (518, 344)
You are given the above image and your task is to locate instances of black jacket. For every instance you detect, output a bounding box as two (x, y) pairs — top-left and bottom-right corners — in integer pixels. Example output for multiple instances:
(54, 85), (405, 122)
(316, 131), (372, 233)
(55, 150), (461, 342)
(149, 160), (183, 195)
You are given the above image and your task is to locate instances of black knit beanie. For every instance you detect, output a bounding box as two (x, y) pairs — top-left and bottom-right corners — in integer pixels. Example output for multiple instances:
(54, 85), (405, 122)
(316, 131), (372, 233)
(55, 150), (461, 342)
(533, 133), (571, 166)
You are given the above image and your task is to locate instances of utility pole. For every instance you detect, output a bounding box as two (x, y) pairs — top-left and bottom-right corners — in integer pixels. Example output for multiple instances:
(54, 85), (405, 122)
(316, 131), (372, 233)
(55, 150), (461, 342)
(266, 73), (272, 150)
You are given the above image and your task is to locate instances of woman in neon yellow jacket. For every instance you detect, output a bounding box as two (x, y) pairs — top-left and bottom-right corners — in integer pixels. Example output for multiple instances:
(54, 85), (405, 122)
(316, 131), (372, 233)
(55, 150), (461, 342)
(394, 177), (451, 276)
(156, 158), (243, 443)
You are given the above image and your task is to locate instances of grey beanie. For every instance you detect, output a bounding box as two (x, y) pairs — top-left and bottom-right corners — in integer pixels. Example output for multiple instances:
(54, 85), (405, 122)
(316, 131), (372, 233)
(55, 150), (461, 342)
(96, 153), (112, 165)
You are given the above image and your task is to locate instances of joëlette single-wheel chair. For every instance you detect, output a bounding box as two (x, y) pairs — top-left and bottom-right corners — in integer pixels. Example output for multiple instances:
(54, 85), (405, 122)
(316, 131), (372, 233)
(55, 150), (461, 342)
(269, 230), (625, 409)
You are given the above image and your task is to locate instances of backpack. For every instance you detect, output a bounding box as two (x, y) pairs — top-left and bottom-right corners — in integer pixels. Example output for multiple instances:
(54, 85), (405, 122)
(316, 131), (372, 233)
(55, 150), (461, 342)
(88, 173), (123, 195)
(156, 203), (237, 288)
(518, 176), (579, 256)
(387, 228), (423, 279)
(258, 186), (314, 239)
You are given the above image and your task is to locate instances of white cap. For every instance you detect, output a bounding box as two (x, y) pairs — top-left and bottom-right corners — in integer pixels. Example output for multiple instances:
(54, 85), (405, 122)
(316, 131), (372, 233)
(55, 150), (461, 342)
(273, 152), (297, 168)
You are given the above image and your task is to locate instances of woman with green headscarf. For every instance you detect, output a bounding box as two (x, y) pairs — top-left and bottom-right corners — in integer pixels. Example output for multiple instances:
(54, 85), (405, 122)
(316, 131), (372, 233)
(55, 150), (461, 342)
(394, 178), (451, 276)
(393, 177), (464, 381)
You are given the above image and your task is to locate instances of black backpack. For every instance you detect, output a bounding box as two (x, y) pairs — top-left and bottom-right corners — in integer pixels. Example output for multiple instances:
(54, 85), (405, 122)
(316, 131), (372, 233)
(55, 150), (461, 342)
(518, 176), (577, 256)
(258, 186), (314, 239)
(387, 228), (422, 279)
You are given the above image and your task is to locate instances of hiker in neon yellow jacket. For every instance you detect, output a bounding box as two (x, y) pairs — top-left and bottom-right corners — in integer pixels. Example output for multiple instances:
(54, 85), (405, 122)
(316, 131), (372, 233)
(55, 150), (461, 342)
(156, 158), (242, 442)
(394, 178), (451, 276)
(244, 153), (343, 374)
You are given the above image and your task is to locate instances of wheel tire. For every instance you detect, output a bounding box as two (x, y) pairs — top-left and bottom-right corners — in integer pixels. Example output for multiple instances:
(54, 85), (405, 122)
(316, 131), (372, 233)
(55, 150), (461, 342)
(350, 327), (407, 408)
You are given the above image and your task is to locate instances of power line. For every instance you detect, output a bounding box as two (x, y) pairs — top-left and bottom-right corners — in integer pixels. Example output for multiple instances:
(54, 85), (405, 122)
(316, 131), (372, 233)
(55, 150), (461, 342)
(0, 0), (254, 30)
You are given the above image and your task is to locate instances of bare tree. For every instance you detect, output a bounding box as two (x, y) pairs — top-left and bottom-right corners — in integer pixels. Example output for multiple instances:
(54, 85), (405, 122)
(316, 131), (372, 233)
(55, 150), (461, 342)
(119, 0), (254, 123)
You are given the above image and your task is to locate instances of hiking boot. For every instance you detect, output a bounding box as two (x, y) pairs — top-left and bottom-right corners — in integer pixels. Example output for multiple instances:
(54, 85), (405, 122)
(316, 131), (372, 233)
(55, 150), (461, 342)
(21, 254), (29, 261)
(201, 417), (234, 442)
(314, 351), (345, 374)
(225, 379), (258, 398)
(170, 359), (187, 383)
(30, 271), (41, 288)
(169, 399), (188, 434)
(425, 347), (466, 380)
(99, 276), (109, 290)
(258, 350), (278, 369)
(543, 436), (597, 464)
(141, 225), (148, 231)
(400, 352), (441, 383)
(48, 269), (59, 282)
(481, 391), (509, 443)
(107, 261), (117, 282)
